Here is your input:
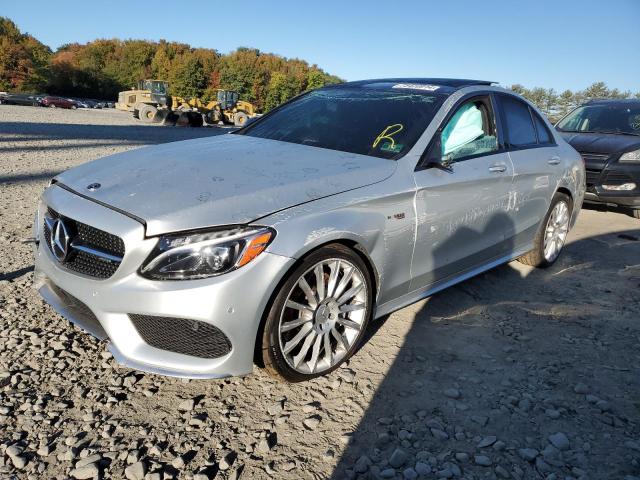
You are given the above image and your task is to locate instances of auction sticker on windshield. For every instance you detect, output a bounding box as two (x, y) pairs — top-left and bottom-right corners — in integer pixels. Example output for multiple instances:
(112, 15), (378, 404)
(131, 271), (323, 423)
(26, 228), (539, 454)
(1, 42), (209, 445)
(392, 83), (440, 91)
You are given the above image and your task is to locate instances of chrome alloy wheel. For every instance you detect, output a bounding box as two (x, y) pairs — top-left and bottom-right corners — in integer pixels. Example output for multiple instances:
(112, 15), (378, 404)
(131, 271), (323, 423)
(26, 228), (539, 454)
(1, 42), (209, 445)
(278, 258), (368, 374)
(543, 200), (570, 262)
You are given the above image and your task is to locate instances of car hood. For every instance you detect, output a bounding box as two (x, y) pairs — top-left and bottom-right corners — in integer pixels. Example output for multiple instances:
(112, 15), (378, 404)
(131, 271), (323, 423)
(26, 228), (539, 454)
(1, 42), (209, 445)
(560, 132), (640, 155)
(55, 134), (396, 236)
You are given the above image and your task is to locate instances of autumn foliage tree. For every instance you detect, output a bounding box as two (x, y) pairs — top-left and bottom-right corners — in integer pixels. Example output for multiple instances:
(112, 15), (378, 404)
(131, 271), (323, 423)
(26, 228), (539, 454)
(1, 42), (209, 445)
(0, 17), (51, 92)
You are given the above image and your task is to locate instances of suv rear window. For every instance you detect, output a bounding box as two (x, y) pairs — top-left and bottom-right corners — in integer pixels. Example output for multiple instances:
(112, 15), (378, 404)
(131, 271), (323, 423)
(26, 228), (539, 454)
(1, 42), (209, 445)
(499, 95), (537, 147)
(239, 87), (445, 159)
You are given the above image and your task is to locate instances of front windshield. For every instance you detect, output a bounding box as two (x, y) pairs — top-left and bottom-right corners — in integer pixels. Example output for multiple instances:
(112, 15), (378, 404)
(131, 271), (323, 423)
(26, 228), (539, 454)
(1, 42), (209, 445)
(557, 103), (640, 135)
(143, 81), (167, 95)
(239, 87), (446, 159)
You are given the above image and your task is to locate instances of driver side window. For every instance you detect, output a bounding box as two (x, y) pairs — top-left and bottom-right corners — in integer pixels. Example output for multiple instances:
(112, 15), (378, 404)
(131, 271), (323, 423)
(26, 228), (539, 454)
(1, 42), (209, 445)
(441, 98), (498, 162)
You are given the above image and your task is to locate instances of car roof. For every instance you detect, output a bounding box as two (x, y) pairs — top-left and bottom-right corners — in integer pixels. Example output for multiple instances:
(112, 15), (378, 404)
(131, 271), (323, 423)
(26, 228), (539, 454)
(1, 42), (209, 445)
(585, 98), (640, 106)
(327, 78), (495, 95)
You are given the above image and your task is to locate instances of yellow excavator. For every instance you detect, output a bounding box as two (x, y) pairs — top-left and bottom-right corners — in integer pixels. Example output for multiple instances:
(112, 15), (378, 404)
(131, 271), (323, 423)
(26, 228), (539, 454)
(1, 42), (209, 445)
(116, 79), (258, 127)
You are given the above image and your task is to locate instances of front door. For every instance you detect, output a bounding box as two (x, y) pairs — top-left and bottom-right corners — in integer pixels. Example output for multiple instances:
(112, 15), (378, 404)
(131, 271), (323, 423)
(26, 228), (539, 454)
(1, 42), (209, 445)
(410, 95), (515, 293)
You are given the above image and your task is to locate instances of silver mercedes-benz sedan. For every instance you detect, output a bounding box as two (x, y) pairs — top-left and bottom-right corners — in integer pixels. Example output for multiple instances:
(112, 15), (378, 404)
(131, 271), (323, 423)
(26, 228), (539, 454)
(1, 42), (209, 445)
(34, 78), (585, 382)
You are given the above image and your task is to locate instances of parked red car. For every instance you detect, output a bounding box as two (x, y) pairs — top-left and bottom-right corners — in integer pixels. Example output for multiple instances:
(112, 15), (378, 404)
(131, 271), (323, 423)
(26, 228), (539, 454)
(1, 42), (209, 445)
(41, 96), (77, 109)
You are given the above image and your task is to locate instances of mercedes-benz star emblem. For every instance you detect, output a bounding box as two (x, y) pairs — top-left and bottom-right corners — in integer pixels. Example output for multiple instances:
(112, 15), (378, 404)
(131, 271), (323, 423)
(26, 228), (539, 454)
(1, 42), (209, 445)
(49, 219), (70, 262)
(87, 183), (101, 191)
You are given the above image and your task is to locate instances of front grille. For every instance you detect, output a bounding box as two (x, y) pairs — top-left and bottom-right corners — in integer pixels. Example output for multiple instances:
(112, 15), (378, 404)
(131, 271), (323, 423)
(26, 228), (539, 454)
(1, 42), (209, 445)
(585, 169), (601, 188)
(43, 208), (125, 279)
(582, 153), (609, 191)
(129, 314), (232, 359)
(581, 152), (609, 163)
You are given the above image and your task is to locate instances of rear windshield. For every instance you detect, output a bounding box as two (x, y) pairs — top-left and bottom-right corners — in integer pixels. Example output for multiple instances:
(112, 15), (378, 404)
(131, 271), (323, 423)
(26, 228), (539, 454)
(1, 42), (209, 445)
(557, 103), (640, 136)
(238, 87), (446, 159)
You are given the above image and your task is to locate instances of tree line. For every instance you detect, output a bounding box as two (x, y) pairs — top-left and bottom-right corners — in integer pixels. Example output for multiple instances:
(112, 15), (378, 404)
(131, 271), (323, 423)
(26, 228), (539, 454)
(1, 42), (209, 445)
(510, 82), (640, 123)
(1, 16), (638, 115)
(0, 17), (341, 111)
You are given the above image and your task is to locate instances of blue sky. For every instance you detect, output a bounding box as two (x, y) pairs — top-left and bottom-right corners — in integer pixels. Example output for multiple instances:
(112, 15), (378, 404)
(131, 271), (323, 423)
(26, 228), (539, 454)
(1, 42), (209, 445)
(3, 0), (639, 92)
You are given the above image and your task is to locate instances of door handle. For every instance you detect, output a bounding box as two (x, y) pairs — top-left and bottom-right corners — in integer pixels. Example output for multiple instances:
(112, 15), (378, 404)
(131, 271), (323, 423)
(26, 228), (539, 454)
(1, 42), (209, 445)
(548, 156), (561, 165)
(488, 164), (507, 173)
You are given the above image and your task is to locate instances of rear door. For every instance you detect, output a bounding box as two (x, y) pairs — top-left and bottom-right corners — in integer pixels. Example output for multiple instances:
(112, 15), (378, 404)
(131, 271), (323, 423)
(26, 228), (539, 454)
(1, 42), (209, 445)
(410, 94), (515, 292)
(495, 94), (559, 248)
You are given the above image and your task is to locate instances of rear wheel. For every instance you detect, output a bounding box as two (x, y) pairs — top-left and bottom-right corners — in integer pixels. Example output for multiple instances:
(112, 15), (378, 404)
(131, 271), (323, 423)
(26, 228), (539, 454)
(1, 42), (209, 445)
(518, 192), (572, 268)
(261, 244), (373, 382)
(234, 111), (249, 127)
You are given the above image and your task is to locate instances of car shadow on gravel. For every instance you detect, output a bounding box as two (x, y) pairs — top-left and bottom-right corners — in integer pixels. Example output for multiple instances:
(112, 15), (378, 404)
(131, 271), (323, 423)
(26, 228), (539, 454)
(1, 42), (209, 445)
(0, 121), (228, 151)
(0, 170), (62, 185)
(583, 201), (639, 221)
(330, 215), (640, 479)
(0, 265), (34, 281)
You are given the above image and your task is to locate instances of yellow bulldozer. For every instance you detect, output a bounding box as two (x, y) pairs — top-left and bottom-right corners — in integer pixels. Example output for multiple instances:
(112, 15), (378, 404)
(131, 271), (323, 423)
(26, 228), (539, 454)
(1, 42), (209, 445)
(115, 79), (258, 127)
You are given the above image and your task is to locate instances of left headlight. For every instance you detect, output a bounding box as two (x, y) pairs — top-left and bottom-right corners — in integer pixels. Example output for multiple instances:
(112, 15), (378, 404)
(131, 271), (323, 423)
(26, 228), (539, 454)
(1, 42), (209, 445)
(140, 226), (275, 280)
(619, 149), (640, 163)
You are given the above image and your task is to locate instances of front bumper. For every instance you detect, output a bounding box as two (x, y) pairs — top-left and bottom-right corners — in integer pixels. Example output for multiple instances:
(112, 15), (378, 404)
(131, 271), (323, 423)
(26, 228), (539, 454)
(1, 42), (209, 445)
(583, 155), (640, 209)
(583, 192), (640, 209)
(34, 185), (294, 378)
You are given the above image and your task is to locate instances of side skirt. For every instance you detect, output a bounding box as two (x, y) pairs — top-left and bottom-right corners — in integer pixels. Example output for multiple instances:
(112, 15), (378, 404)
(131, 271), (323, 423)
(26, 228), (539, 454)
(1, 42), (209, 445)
(374, 244), (532, 319)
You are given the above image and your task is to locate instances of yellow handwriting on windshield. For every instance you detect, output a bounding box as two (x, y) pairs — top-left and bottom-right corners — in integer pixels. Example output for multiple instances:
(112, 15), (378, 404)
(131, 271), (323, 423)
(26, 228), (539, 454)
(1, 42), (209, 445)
(373, 124), (404, 148)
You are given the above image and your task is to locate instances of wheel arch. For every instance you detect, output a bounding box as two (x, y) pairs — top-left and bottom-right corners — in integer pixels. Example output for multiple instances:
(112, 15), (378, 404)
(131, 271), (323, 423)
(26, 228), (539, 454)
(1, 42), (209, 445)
(556, 186), (573, 203)
(253, 238), (380, 367)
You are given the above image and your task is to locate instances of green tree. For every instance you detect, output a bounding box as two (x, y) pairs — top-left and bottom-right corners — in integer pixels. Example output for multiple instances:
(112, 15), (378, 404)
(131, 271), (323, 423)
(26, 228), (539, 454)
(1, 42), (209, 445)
(306, 69), (327, 90)
(264, 71), (298, 111)
(172, 56), (206, 98)
(582, 81), (610, 101)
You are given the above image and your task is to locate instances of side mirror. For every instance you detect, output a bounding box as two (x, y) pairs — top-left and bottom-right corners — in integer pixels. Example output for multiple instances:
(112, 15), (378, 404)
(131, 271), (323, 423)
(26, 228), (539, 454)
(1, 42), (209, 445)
(423, 133), (454, 172)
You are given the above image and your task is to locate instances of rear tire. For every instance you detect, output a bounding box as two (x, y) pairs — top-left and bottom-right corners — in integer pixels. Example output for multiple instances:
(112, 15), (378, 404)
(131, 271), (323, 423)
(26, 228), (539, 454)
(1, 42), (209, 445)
(518, 192), (572, 268)
(261, 244), (373, 382)
(234, 111), (249, 127)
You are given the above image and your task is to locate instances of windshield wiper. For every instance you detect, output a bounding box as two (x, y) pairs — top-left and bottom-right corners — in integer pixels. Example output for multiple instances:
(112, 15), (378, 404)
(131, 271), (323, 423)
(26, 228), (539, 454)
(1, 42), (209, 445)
(565, 129), (640, 137)
(596, 130), (640, 137)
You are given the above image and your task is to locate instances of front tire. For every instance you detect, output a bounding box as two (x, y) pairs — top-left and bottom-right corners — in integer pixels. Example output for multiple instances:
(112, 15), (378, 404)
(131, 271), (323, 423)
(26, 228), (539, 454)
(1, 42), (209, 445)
(518, 192), (572, 268)
(138, 104), (159, 123)
(261, 244), (373, 382)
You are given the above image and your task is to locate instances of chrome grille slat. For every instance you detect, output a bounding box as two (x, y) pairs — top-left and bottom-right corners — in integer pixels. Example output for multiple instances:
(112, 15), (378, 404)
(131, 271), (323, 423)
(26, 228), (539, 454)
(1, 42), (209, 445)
(43, 208), (125, 279)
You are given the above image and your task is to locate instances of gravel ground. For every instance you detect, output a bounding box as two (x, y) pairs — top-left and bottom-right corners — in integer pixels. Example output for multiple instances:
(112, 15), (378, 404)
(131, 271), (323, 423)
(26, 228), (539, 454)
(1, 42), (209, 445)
(1, 105), (639, 480)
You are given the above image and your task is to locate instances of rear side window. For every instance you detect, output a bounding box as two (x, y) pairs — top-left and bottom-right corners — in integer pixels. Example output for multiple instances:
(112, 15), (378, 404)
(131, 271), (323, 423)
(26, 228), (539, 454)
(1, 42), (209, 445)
(532, 111), (553, 145)
(499, 95), (537, 147)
